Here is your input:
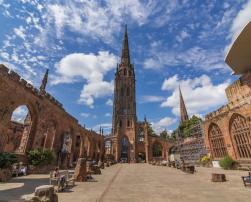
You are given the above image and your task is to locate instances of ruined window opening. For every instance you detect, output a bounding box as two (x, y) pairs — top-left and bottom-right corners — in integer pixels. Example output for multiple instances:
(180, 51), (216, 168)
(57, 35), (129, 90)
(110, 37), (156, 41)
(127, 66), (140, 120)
(208, 123), (227, 158)
(230, 114), (251, 159)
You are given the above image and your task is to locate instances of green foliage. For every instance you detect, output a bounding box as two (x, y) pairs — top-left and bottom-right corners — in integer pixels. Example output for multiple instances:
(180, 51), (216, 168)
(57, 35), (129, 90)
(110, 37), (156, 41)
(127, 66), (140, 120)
(0, 152), (18, 169)
(160, 130), (168, 140)
(147, 124), (157, 137)
(28, 148), (54, 166)
(219, 155), (236, 170)
(178, 115), (202, 138)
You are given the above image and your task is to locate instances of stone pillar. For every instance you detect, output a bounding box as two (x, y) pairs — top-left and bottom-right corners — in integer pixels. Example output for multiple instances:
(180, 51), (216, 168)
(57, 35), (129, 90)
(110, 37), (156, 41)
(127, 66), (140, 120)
(144, 122), (149, 163)
(74, 158), (87, 182)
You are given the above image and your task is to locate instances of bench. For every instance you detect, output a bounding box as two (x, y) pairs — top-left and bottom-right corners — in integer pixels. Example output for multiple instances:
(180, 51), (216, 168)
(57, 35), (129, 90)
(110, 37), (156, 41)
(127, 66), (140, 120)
(242, 172), (251, 187)
(181, 165), (195, 174)
(49, 170), (75, 192)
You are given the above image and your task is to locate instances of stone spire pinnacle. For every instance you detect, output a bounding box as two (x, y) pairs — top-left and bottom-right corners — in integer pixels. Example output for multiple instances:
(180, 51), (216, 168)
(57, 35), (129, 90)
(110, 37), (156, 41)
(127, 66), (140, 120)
(121, 24), (130, 66)
(179, 85), (189, 124)
(39, 69), (49, 93)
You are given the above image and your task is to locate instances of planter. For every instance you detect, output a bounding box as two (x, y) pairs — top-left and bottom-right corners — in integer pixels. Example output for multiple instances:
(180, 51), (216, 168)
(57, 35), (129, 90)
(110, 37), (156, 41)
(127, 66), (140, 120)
(0, 168), (12, 182)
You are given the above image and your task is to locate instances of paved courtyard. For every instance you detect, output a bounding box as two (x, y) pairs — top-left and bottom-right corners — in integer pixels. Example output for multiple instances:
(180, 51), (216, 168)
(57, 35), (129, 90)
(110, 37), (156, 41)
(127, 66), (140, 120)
(0, 164), (251, 202)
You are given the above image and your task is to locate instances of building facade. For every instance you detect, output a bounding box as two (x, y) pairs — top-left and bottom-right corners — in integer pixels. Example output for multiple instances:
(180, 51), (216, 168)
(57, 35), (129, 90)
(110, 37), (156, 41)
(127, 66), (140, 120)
(109, 26), (173, 163)
(204, 72), (251, 163)
(0, 65), (105, 167)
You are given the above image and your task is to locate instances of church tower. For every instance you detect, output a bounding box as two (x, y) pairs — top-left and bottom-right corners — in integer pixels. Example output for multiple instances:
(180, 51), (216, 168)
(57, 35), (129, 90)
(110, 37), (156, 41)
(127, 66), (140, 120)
(112, 25), (137, 162)
(179, 86), (189, 124)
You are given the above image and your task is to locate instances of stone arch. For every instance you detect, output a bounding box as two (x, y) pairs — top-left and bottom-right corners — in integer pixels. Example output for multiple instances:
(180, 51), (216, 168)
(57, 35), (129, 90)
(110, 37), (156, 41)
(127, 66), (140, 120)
(121, 136), (130, 161)
(152, 141), (163, 158)
(229, 113), (251, 159)
(5, 102), (38, 154)
(208, 123), (227, 159)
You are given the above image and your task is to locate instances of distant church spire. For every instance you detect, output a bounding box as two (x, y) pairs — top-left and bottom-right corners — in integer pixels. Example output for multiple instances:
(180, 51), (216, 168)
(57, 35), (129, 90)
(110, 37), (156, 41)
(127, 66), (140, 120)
(179, 86), (189, 124)
(39, 69), (49, 93)
(121, 24), (130, 66)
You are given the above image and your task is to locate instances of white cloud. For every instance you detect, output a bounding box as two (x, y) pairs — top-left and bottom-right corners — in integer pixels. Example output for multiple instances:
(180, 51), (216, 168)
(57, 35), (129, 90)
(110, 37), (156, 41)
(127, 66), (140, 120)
(11, 105), (29, 123)
(161, 74), (230, 116)
(140, 95), (165, 103)
(14, 26), (26, 40)
(151, 117), (176, 134)
(53, 51), (116, 108)
(143, 45), (228, 71)
(80, 113), (90, 118)
(92, 123), (112, 135)
(106, 98), (113, 106)
(105, 113), (112, 117)
(228, 0), (251, 50)
(45, 0), (156, 43)
(176, 30), (190, 42)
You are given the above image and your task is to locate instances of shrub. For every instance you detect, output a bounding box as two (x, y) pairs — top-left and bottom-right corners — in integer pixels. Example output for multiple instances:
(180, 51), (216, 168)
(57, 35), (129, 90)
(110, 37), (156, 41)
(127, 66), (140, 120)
(0, 152), (17, 169)
(28, 148), (54, 166)
(219, 155), (236, 170)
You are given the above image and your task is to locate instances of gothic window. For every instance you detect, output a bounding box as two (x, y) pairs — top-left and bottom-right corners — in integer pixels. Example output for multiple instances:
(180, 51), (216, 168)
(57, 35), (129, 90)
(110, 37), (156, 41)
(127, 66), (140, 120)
(126, 87), (130, 96)
(129, 70), (132, 76)
(138, 129), (144, 142)
(121, 87), (124, 96)
(208, 123), (227, 158)
(127, 120), (131, 127)
(75, 135), (81, 147)
(128, 103), (130, 111)
(230, 114), (251, 159)
(119, 120), (122, 127)
(124, 68), (127, 76)
(152, 142), (162, 157)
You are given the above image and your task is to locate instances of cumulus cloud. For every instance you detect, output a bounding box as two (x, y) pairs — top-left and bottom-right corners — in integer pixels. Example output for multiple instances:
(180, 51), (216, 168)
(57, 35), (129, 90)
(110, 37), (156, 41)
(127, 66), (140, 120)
(92, 123), (112, 135)
(11, 105), (29, 123)
(151, 117), (176, 134)
(161, 74), (230, 116)
(80, 113), (90, 118)
(53, 51), (116, 108)
(106, 98), (113, 106)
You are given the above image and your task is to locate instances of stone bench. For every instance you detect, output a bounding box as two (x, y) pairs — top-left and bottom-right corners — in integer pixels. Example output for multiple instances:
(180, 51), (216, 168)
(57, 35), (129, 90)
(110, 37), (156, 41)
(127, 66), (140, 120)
(49, 170), (75, 192)
(23, 185), (58, 202)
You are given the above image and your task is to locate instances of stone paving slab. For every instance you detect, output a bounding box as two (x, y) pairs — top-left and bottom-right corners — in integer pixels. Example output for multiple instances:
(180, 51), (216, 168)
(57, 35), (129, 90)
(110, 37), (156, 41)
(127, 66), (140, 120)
(0, 164), (251, 202)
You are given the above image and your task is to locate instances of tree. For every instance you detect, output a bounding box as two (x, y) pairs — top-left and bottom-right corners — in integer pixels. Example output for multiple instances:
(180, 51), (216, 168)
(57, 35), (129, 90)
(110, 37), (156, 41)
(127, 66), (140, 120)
(178, 115), (202, 138)
(147, 123), (157, 137)
(160, 130), (168, 140)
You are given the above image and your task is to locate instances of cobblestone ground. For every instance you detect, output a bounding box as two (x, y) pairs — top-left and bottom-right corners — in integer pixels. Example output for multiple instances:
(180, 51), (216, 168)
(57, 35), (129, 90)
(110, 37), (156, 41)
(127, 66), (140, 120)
(1, 164), (251, 202)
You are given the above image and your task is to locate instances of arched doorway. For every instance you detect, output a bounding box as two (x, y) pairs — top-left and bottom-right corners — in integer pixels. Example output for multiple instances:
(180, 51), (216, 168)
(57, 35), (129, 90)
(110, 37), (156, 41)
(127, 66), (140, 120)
(152, 141), (162, 158)
(121, 136), (129, 162)
(208, 123), (227, 158)
(5, 105), (32, 153)
(230, 114), (251, 159)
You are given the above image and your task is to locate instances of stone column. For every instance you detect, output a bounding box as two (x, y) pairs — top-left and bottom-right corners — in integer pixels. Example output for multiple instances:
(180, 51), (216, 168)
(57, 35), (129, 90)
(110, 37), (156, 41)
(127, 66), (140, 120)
(74, 158), (87, 182)
(144, 122), (149, 163)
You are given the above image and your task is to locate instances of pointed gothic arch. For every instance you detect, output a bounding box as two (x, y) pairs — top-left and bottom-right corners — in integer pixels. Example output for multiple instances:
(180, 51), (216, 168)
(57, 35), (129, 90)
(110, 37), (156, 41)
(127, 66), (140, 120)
(229, 113), (251, 159)
(208, 123), (227, 158)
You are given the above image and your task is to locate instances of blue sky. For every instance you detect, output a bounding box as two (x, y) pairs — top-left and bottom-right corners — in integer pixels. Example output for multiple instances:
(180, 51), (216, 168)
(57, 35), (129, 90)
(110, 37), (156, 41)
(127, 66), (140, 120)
(1, 0), (251, 134)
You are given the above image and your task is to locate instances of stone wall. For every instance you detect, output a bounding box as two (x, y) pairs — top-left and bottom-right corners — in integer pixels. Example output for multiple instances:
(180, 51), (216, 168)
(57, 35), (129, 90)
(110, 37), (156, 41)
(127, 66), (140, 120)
(0, 64), (104, 167)
(204, 73), (251, 163)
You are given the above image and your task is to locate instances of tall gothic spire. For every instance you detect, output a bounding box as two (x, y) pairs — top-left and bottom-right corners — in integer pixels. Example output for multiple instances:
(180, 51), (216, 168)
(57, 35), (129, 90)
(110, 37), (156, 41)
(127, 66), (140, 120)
(179, 86), (189, 124)
(121, 25), (130, 66)
(39, 69), (49, 93)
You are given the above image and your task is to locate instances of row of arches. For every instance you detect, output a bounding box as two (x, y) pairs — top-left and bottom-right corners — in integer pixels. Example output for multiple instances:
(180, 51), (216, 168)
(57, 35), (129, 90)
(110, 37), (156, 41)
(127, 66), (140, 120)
(208, 113), (251, 160)
(2, 104), (104, 167)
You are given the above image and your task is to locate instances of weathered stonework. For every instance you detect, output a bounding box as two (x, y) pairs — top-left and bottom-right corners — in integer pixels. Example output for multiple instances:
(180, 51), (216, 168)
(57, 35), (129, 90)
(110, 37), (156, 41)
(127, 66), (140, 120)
(204, 72), (251, 163)
(110, 26), (173, 163)
(0, 64), (105, 167)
